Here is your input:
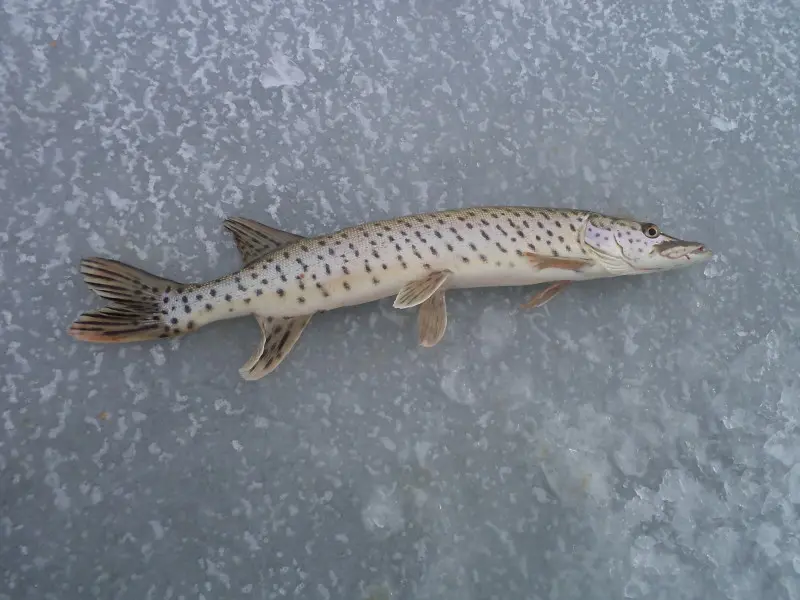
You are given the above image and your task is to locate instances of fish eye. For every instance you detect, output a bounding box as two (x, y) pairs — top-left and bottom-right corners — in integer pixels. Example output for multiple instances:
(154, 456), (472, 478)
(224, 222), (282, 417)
(642, 224), (660, 238)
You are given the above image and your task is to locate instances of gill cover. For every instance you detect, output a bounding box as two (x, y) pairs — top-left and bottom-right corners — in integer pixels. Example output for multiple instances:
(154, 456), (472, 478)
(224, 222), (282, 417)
(580, 214), (634, 275)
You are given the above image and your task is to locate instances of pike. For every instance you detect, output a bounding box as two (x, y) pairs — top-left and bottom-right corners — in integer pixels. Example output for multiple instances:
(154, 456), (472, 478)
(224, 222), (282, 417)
(68, 206), (712, 379)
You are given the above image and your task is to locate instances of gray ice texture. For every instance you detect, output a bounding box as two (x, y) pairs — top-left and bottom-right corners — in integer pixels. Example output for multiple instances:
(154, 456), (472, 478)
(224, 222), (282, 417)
(1, 0), (799, 598)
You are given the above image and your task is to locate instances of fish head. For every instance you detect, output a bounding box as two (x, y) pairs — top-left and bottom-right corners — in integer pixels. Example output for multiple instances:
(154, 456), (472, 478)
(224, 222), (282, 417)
(581, 213), (712, 274)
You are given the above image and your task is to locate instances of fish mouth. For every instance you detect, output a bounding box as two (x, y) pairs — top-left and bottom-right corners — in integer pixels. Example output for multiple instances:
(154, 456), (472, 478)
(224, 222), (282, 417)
(656, 241), (713, 262)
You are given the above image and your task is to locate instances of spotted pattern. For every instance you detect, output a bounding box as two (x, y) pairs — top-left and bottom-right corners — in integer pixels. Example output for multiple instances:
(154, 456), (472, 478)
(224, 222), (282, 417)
(177, 207), (617, 323)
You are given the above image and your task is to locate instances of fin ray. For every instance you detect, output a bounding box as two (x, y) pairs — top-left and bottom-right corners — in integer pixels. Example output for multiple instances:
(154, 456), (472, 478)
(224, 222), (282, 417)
(525, 253), (593, 272)
(239, 314), (313, 380)
(69, 258), (188, 343)
(418, 290), (447, 347)
(393, 270), (452, 310)
(521, 281), (571, 309)
(223, 217), (306, 264)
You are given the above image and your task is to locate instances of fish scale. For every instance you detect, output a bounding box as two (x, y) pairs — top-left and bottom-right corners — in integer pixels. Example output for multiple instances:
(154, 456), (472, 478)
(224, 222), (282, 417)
(68, 205), (712, 379)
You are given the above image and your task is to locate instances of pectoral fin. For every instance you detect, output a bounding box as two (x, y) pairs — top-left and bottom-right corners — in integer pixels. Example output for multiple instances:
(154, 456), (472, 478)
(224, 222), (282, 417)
(525, 252), (592, 272)
(418, 290), (447, 347)
(239, 314), (314, 380)
(521, 281), (571, 309)
(393, 270), (452, 309)
(224, 216), (306, 265)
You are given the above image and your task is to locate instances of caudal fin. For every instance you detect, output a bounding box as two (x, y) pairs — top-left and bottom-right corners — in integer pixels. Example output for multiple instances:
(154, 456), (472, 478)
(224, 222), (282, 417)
(68, 258), (187, 344)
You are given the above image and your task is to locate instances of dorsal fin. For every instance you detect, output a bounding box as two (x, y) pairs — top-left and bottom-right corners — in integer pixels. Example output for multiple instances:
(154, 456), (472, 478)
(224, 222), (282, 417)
(223, 217), (306, 264)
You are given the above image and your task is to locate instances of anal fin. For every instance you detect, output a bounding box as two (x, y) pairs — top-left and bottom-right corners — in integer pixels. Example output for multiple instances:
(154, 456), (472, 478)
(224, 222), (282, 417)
(393, 270), (451, 309)
(223, 217), (306, 265)
(239, 314), (313, 380)
(418, 290), (447, 347)
(521, 281), (571, 309)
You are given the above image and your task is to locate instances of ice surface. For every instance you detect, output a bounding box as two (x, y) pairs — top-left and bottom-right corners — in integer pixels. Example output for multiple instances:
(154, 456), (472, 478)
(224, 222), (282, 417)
(2, 0), (800, 598)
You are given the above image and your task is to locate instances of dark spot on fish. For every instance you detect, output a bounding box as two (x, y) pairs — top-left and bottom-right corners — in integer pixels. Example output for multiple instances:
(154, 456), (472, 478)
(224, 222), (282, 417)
(163, 297), (169, 304)
(536, 235), (542, 241)
(171, 317), (178, 325)
(469, 242), (477, 251)
(552, 249), (559, 257)
(182, 296), (188, 303)
(342, 266), (350, 275)
(437, 218), (445, 225)
(388, 235), (395, 242)
(461, 256), (470, 263)
(479, 254), (488, 262)
(301, 245), (309, 252)
(234, 277), (241, 284)
(430, 246), (438, 256)
(343, 281), (351, 290)
(555, 221), (561, 228)
(434, 231), (442, 239)
(261, 278), (268, 285)
(365, 262), (372, 273)
(570, 224), (577, 232)
(372, 276), (380, 285)
(244, 298), (251, 304)
(328, 248), (335, 256)
(205, 303), (213, 310)
(225, 294), (232, 301)
(184, 305), (191, 313)
(558, 236), (564, 243)
(546, 230), (553, 237)
(496, 243), (508, 253)
(446, 244), (454, 251)
(277, 289), (285, 297)
(298, 297), (305, 304)
(523, 220), (530, 228)
(256, 289), (263, 296)
(372, 250), (380, 259)
(481, 230), (491, 241)
(537, 221), (544, 229)
(325, 264), (331, 275)
(480, 219), (490, 227)
(382, 263), (388, 270)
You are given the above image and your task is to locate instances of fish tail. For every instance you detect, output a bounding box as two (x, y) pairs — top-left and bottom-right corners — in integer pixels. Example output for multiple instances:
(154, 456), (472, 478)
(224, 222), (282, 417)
(68, 257), (190, 344)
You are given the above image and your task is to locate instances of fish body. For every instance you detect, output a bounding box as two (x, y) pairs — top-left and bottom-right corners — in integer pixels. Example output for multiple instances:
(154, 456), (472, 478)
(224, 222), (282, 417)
(69, 206), (712, 379)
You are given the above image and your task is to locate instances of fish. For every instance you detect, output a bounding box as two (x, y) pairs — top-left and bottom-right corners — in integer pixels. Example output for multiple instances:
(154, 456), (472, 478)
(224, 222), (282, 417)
(68, 206), (712, 379)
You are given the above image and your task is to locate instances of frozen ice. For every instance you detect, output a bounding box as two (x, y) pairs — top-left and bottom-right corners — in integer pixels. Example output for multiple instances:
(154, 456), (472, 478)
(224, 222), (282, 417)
(2, 0), (799, 597)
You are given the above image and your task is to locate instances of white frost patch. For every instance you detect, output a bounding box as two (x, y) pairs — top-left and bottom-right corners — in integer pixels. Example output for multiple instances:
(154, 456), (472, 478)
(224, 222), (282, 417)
(440, 364), (477, 406)
(787, 464), (800, 504)
(709, 115), (738, 132)
(476, 306), (516, 358)
(149, 520), (165, 540)
(649, 45), (670, 67)
(150, 346), (166, 366)
(260, 54), (306, 89)
(756, 522), (781, 559)
(362, 485), (404, 539)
